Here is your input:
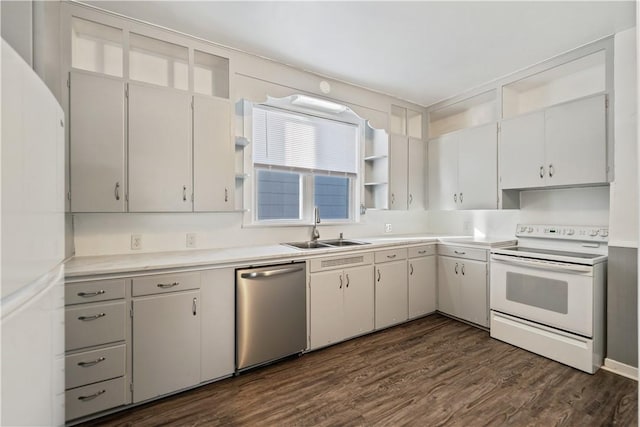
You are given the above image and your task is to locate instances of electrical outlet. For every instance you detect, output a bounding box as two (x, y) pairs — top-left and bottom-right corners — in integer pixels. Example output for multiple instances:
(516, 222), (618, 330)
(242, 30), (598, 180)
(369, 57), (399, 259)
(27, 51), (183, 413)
(186, 233), (196, 248)
(131, 234), (142, 250)
(385, 223), (392, 233)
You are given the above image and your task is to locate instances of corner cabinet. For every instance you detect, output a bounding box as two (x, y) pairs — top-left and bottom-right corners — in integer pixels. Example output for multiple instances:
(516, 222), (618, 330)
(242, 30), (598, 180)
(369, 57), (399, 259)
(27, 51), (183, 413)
(500, 94), (607, 190)
(428, 123), (498, 210)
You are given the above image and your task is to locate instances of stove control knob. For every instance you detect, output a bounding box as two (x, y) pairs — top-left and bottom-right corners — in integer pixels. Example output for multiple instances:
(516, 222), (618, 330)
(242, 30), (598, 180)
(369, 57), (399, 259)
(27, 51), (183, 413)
(590, 229), (599, 237)
(527, 227), (534, 233)
(566, 229), (575, 236)
(600, 229), (609, 238)
(518, 226), (527, 233)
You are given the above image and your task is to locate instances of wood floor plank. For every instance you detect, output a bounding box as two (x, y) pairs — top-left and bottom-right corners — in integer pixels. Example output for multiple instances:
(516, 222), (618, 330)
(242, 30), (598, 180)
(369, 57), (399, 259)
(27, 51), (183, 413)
(81, 315), (637, 427)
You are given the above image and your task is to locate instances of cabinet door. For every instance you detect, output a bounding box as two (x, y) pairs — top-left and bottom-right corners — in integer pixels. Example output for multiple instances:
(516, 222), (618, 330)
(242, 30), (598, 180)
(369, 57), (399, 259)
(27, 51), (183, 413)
(200, 269), (234, 382)
(407, 137), (425, 210)
(459, 259), (488, 327)
(437, 256), (461, 318)
(500, 111), (545, 189)
(193, 96), (234, 211)
(128, 83), (192, 212)
(458, 124), (497, 209)
(389, 134), (408, 210)
(428, 134), (458, 210)
(375, 261), (408, 329)
(343, 265), (374, 340)
(309, 270), (344, 349)
(545, 95), (607, 187)
(133, 290), (200, 402)
(70, 72), (125, 212)
(408, 256), (436, 319)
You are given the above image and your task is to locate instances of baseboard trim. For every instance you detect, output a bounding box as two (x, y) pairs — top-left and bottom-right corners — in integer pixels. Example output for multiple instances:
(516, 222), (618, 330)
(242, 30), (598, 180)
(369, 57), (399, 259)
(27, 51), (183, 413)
(602, 358), (638, 380)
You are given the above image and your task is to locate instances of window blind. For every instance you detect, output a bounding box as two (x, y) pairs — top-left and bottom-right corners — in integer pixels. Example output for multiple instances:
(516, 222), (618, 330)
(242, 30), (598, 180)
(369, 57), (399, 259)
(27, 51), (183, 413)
(252, 107), (358, 175)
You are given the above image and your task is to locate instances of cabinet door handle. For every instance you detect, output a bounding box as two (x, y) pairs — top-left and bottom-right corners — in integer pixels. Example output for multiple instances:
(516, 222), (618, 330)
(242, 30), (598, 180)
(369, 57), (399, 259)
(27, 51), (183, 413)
(459, 193), (463, 203)
(224, 188), (229, 202)
(548, 164), (554, 178)
(539, 166), (545, 179)
(78, 313), (106, 321)
(114, 182), (120, 201)
(157, 282), (179, 289)
(454, 263), (459, 275)
(386, 254), (397, 259)
(461, 264), (465, 275)
(339, 274), (343, 289)
(78, 389), (106, 402)
(192, 297), (197, 316)
(345, 274), (350, 288)
(454, 250), (466, 255)
(77, 357), (106, 368)
(409, 194), (413, 205)
(391, 193), (395, 204)
(183, 185), (187, 201)
(377, 269), (381, 282)
(454, 193), (457, 203)
(409, 263), (414, 275)
(77, 290), (106, 298)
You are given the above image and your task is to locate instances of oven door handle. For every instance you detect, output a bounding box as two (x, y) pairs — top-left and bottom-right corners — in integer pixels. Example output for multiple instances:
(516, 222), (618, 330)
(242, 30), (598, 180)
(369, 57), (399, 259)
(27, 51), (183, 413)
(491, 254), (593, 274)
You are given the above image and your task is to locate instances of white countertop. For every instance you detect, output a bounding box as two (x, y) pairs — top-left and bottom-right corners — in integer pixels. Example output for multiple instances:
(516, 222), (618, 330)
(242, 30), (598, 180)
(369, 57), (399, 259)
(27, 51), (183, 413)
(64, 234), (516, 279)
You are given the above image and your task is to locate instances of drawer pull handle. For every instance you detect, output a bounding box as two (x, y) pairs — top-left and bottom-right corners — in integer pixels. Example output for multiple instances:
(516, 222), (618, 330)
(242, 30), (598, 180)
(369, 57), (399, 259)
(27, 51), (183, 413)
(77, 290), (106, 298)
(454, 250), (466, 255)
(78, 389), (106, 402)
(418, 250), (427, 254)
(78, 313), (106, 321)
(78, 357), (106, 367)
(386, 254), (397, 259)
(157, 282), (179, 289)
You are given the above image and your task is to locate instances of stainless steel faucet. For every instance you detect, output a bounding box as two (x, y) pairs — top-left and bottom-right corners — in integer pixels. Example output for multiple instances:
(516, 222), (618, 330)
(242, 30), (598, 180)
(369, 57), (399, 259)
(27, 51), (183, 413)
(311, 207), (320, 241)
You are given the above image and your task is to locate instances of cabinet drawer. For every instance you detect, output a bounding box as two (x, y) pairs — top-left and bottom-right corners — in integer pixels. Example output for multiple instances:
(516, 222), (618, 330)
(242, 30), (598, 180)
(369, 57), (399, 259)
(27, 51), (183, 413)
(309, 252), (374, 273)
(438, 245), (487, 261)
(132, 272), (200, 296)
(66, 279), (126, 306)
(375, 248), (407, 263)
(408, 245), (436, 258)
(66, 301), (126, 351)
(66, 344), (126, 390)
(66, 376), (126, 421)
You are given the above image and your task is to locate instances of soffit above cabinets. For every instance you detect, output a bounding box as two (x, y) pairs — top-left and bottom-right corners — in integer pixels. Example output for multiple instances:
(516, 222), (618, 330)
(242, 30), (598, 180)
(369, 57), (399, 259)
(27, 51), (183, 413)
(82, 1), (635, 107)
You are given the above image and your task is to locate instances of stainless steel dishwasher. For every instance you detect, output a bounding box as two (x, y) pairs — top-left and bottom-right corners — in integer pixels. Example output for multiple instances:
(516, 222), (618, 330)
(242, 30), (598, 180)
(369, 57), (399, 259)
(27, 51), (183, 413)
(236, 262), (306, 372)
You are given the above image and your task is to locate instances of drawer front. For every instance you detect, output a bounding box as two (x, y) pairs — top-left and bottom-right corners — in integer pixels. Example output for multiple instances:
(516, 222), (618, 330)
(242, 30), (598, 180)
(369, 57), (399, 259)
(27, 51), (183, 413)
(66, 376), (127, 421)
(408, 245), (436, 258)
(309, 252), (374, 273)
(132, 272), (200, 296)
(438, 245), (487, 261)
(65, 301), (126, 351)
(375, 248), (408, 264)
(66, 344), (126, 390)
(66, 279), (126, 306)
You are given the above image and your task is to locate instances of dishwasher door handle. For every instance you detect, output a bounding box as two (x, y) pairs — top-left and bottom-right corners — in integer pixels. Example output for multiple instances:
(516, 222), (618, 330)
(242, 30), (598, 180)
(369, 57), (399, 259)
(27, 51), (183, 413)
(240, 266), (304, 279)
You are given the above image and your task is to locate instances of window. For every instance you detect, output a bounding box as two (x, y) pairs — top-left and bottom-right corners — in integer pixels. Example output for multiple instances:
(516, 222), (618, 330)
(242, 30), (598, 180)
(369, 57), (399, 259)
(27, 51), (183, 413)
(252, 105), (359, 223)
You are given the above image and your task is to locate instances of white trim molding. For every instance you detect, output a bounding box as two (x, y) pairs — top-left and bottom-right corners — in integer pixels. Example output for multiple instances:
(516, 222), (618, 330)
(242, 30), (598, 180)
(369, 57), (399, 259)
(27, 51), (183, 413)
(602, 358), (638, 381)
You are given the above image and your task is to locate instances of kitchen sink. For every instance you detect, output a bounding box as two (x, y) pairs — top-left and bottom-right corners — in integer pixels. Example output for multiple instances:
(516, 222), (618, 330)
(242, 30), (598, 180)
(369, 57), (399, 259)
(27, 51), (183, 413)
(319, 239), (370, 247)
(283, 239), (370, 250)
(283, 241), (332, 250)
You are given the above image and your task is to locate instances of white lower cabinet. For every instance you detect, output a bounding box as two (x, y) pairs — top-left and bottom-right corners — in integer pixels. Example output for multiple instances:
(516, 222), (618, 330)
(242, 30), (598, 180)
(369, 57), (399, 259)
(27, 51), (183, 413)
(132, 279), (201, 403)
(437, 245), (489, 327)
(408, 246), (436, 319)
(309, 254), (374, 350)
(375, 248), (408, 329)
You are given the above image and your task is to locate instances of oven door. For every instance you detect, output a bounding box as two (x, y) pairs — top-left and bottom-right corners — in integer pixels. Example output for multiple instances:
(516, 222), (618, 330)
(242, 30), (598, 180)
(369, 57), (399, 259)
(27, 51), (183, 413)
(490, 254), (593, 337)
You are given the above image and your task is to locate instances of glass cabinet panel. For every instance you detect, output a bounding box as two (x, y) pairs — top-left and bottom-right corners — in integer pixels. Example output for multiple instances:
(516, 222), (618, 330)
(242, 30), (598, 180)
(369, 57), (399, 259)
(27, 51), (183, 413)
(194, 50), (229, 98)
(129, 33), (188, 90)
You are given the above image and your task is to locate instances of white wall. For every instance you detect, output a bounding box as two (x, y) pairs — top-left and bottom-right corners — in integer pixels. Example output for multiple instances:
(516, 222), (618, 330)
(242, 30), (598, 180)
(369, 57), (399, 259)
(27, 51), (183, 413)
(609, 27), (638, 248)
(1, 1), (33, 66)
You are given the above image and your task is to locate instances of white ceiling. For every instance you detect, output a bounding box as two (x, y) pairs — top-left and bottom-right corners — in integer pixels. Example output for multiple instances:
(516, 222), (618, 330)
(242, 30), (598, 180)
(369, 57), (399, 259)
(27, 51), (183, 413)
(85, 1), (636, 107)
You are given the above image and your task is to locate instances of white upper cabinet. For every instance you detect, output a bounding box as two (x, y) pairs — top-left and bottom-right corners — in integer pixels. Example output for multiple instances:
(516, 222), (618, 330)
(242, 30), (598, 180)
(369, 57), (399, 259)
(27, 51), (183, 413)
(70, 72), (126, 212)
(128, 83), (192, 212)
(389, 134), (408, 210)
(193, 96), (234, 211)
(457, 123), (497, 209)
(500, 94), (607, 189)
(428, 133), (458, 210)
(407, 138), (425, 210)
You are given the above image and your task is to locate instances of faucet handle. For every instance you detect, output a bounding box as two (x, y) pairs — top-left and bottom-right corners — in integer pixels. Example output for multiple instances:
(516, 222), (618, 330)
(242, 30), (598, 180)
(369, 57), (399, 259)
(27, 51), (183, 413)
(314, 206), (321, 224)
(339, 232), (344, 240)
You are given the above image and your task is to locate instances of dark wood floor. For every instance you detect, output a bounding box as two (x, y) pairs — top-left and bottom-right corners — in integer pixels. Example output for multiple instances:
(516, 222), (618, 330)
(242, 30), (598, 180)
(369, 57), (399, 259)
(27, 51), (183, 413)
(85, 314), (637, 426)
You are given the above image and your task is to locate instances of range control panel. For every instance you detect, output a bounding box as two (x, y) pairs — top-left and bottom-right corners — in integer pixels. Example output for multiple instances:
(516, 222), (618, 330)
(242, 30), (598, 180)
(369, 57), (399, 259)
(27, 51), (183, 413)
(515, 224), (608, 242)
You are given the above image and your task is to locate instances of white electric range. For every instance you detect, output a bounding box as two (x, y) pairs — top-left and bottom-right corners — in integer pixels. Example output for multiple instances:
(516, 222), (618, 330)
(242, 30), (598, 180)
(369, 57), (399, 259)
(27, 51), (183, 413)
(489, 224), (608, 374)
